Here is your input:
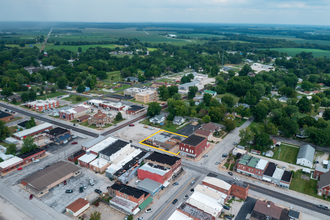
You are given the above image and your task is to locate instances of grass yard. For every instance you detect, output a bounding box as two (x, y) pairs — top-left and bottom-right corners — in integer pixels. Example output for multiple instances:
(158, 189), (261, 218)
(215, 92), (239, 103)
(113, 84), (131, 91)
(156, 78), (174, 83)
(248, 121), (258, 128)
(290, 170), (321, 199)
(62, 95), (90, 104)
(235, 118), (247, 127)
(260, 48), (330, 58)
(273, 144), (300, 164)
(38, 91), (67, 100)
(105, 71), (123, 82)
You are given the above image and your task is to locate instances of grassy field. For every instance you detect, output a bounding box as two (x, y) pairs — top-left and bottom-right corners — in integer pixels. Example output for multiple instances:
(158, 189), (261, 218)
(44, 44), (120, 52)
(290, 170), (319, 199)
(216, 92), (240, 103)
(38, 91), (67, 100)
(105, 71), (123, 82)
(260, 48), (330, 58)
(62, 95), (90, 104)
(273, 144), (300, 164)
(113, 84), (131, 91)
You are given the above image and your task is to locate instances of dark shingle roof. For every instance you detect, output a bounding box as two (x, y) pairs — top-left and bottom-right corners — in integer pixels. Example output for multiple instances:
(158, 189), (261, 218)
(18, 148), (44, 159)
(99, 140), (129, 157)
(181, 134), (206, 147)
(288, 210), (300, 219)
(70, 150), (85, 159)
(114, 151), (147, 177)
(0, 111), (12, 119)
(264, 162), (276, 176)
(17, 120), (29, 128)
(128, 105), (144, 111)
(318, 171), (330, 189)
(110, 183), (149, 199)
(145, 151), (181, 166)
(281, 171), (292, 182)
(48, 127), (69, 136)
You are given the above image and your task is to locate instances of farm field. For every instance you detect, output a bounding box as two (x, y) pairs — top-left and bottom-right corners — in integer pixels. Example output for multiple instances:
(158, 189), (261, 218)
(260, 48), (330, 58)
(44, 44), (120, 52)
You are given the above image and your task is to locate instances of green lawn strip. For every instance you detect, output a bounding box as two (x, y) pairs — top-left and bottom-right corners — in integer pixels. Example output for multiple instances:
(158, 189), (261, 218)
(248, 121), (258, 128)
(7, 117), (22, 123)
(0, 141), (12, 148)
(273, 144), (299, 164)
(235, 118), (247, 127)
(37, 91), (67, 100)
(224, 163), (230, 169)
(62, 95), (90, 104)
(215, 92), (239, 103)
(113, 84), (131, 91)
(229, 163), (235, 171)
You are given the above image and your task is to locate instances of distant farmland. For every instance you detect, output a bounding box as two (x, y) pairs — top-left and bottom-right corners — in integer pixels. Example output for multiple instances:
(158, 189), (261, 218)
(260, 48), (330, 58)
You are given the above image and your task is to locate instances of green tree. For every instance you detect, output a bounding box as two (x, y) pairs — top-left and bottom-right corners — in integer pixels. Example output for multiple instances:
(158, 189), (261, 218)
(1, 87), (13, 97)
(323, 108), (330, 121)
(57, 76), (68, 89)
(253, 103), (268, 122)
(78, 47), (82, 52)
(90, 211), (101, 220)
(21, 93), (29, 102)
(34, 72), (43, 83)
(29, 91), (36, 100)
(254, 132), (272, 151)
(168, 85), (178, 97)
(157, 85), (167, 100)
(74, 77), (83, 86)
(173, 93), (182, 100)
(76, 84), (86, 93)
(12, 98), (17, 104)
(6, 144), (17, 155)
(239, 64), (253, 76)
(221, 95), (235, 108)
(209, 106), (225, 122)
(239, 127), (255, 146)
(279, 117), (299, 137)
(25, 121), (31, 129)
(51, 87), (56, 93)
(20, 136), (37, 154)
(224, 118), (236, 132)
(301, 81), (314, 91)
(97, 71), (108, 80)
(16, 74), (25, 85)
(297, 96), (312, 113)
(127, 215), (133, 220)
(202, 115), (211, 123)
(181, 76), (191, 84)
(147, 102), (162, 117)
(264, 122), (278, 135)
(0, 121), (10, 141)
(203, 93), (212, 106)
(115, 112), (123, 121)
(188, 86), (198, 99)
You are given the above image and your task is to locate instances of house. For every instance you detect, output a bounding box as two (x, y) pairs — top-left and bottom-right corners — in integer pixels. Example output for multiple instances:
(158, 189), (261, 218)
(250, 200), (289, 220)
(135, 90), (158, 103)
(194, 129), (212, 140)
(124, 77), (138, 82)
(149, 114), (165, 124)
(25, 99), (59, 112)
(172, 116), (185, 125)
(313, 165), (329, 180)
(203, 90), (217, 97)
(278, 97), (289, 103)
(77, 115), (90, 123)
(66, 198), (90, 217)
(7, 95), (22, 102)
(179, 135), (209, 159)
(126, 105), (145, 115)
(317, 171), (330, 196)
(21, 161), (81, 197)
(200, 122), (220, 133)
(296, 144), (315, 168)
(0, 111), (13, 122)
(234, 103), (250, 109)
(47, 127), (71, 144)
(12, 122), (53, 140)
(88, 110), (112, 127)
(319, 109), (325, 117)
(265, 150), (274, 157)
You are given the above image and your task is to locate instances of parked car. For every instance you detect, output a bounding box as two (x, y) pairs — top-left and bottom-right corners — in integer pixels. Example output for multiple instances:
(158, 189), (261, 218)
(233, 142), (238, 145)
(83, 184), (87, 189)
(215, 162), (220, 165)
(172, 182), (179, 186)
(129, 124), (135, 127)
(137, 217), (144, 220)
(202, 154), (208, 158)
(222, 153), (228, 157)
(95, 189), (102, 195)
(223, 205), (230, 210)
(71, 142), (78, 145)
(172, 199), (178, 204)
(65, 190), (73, 193)
(190, 181), (195, 186)
(190, 188), (194, 192)
(135, 180), (141, 185)
(224, 215), (233, 220)
(90, 179), (95, 186)
(79, 187), (84, 193)
(317, 204), (328, 210)
(17, 167), (22, 170)
(29, 194), (33, 200)
(145, 208), (153, 213)
(63, 180), (67, 185)
(233, 177), (240, 181)
(184, 195), (189, 200)
(228, 172), (233, 176)
(314, 161), (319, 164)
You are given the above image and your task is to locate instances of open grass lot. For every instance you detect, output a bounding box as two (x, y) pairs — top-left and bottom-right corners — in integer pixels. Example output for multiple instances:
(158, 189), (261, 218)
(38, 91), (67, 100)
(62, 95), (90, 104)
(105, 71), (123, 82)
(235, 118), (247, 127)
(248, 121), (258, 128)
(113, 84), (131, 91)
(215, 92), (240, 103)
(260, 48), (330, 58)
(140, 119), (188, 133)
(44, 44), (120, 52)
(273, 144), (299, 164)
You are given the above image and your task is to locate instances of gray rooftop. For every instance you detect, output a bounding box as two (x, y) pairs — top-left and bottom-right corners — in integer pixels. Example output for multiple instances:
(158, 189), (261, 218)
(297, 144), (315, 163)
(82, 135), (106, 149)
(179, 81), (199, 89)
(138, 178), (162, 192)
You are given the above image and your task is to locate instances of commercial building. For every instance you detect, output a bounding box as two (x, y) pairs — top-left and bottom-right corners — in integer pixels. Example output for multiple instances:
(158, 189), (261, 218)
(187, 190), (223, 217)
(135, 90), (158, 103)
(144, 152), (182, 175)
(0, 156), (24, 175)
(68, 150), (86, 162)
(237, 155), (269, 180)
(12, 122), (53, 140)
(194, 129), (212, 140)
(99, 101), (125, 111)
(179, 135), (209, 159)
(25, 99), (59, 112)
(145, 132), (184, 150)
(250, 200), (289, 220)
(81, 135), (106, 151)
(138, 162), (172, 184)
(21, 161), (81, 197)
(296, 144), (315, 168)
(88, 136), (117, 155)
(280, 170), (293, 189)
(168, 210), (194, 220)
(0, 111), (13, 122)
(99, 140), (130, 162)
(137, 178), (162, 196)
(78, 153), (97, 168)
(124, 88), (147, 97)
(88, 110), (112, 127)
(89, 158), (111, 173)
(176, 202), (215, 220)
(18, 148), (46, 164)
(125, 105), (145, 115)
(178, 81), (200, 91)
(59, 105), (91, 121)
(66, 198), (90, 217)
(109, 182), (151, 215)
(46, 127), (71, 144)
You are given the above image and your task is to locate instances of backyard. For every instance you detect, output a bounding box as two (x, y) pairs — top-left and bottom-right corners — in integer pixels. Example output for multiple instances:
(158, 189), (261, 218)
(215, 92), (240, 103)
(62, 95), (90, 104)
(273, 143), (300, 164)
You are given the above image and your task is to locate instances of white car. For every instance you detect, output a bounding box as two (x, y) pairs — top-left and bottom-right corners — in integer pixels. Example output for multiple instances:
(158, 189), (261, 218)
(233, 177), (240, 181)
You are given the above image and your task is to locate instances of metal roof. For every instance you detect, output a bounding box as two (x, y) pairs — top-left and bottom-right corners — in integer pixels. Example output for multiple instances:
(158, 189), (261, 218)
(138, 178), (162, 192)
(0, 156), (23, 169)
(89, 136), (117, 153)
(13, 123), (53, 138)
(82, 135), (106, 149)
(272, 168), (284, 180)
(297, 144), (315, 163)
(78, 154), (97, 163)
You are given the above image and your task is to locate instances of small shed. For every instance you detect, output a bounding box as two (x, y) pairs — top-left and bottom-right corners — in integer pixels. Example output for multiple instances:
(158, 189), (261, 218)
(265, 150), (274, 158)
(66, 198), (90, 217)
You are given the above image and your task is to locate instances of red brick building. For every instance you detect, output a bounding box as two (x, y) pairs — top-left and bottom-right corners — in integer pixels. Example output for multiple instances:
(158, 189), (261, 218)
(109, 182), (150, 204)
(18, 148), (46, 164)
(179, 135), (209, 159)
(143, 152), (182, 175)
(26, 100), (59, 112)
(77, 154), (97, 168)
(231, 182), (249, 200)
(125, 105), (145, 115)
(138, 162), (172, 184)
(68, 150), (86, 162)
(0, 156), (24, 175)
(99, 101), (125, 111)
(0, 111), (13, 122)
(317, 171), (330, 196)
(314, 166), (329, 180)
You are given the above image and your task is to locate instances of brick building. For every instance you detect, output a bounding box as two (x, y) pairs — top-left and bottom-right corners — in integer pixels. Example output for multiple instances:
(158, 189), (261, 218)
(88, 110), (112, 127)
(68, 150), (86, 162)
(237, 155), (269, 180)
(59, 105), (91, 121)
(250, 200), (289, 220)
(0, 111), (13, 122)
(78, 154), (97, 168)
(174, 202), (215, 220)
(314, 166), (329, 180)
(46, 127), (71, 144)
(135, 90), (158, 103)
(125, 105), (145, 115)
(12, 123), (53, 140)
(26, 99), (59, 112)
(194, 129), (212, 140)
(144, 152), (182, 175)
(99, 101), (125, 111)
(317, 171), (330, 196)
(0, 156), (24, 175)
(179, 135), (209, 159)
(18, 148), (46, 164)
(138, 162), (172, 184)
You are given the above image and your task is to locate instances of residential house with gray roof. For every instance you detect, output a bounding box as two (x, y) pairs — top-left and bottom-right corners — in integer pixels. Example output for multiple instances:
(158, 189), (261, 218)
(296, 144), (315, 168)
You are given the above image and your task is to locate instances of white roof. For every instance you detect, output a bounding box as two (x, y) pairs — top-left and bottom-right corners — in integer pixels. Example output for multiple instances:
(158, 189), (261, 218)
(0, 156), (23, 169)
(195, 184), (227, 201)
(27, 99), (57, 106)
(302, 168), (312, 173)
(255, 159), (268, 170)
(0, 153), (14, 161)
(323, 160), (329, 165)
(190, 190), (224, 211)
(13, 122), (52, 138)
(89, 136), (117, 153)
(111, 148), (141, 165)
(272, 168), (284, 180)
(90, 158), (109, 168)
(139, 162), (170, 176)
(202, 176), (231, 190)
(78, 154), (97, 163)
(187, 197), (222, 217)
(168, 210), (193, 220)
(88, 99), (104, 104)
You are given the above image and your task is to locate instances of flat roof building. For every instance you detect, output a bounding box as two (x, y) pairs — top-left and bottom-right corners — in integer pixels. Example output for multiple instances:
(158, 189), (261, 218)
(89, 158), (110, 173)
(177, 202), (215, 220)
(82, 135), (106, 151)
(138, 162), (172, 184)
(0, 156), (24, 175)
(13, 122), (53, 140)
(137, 178), (162, 196)
(144, 152), (182, 174)
(89, 136), (117, 155)
(0, 111), (13, 122)
(78, 153), (97, 168)
(180, 135), (209, 159)
(99, 139), (130, 162)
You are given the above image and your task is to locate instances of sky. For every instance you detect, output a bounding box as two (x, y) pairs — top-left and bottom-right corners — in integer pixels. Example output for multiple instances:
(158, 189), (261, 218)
(1, 0), (330, 25)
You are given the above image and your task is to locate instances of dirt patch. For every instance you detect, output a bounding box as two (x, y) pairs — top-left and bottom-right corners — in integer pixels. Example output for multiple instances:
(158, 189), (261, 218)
(301, 174), (310, 181)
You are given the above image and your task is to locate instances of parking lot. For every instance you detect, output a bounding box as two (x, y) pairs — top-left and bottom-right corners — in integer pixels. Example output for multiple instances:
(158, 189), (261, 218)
(39, 168), (111, 213)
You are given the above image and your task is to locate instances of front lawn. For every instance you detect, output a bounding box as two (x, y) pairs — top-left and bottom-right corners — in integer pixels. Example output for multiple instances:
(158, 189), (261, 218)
(235, 118), (247, 127)
(62, 95), (90, 104)
(273, 144), (300, 164)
